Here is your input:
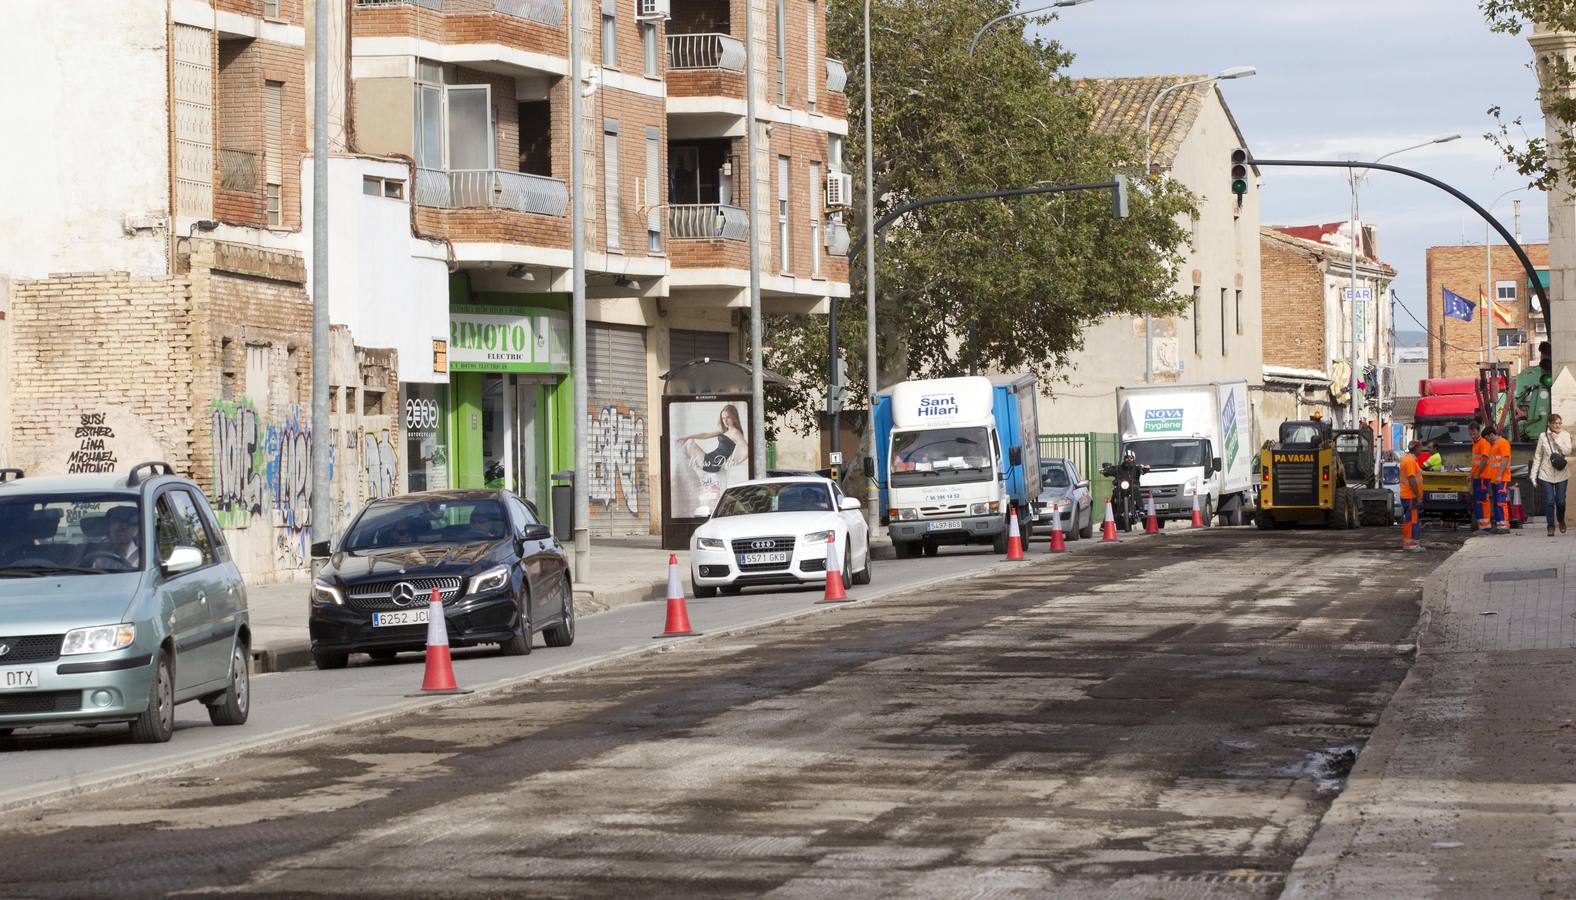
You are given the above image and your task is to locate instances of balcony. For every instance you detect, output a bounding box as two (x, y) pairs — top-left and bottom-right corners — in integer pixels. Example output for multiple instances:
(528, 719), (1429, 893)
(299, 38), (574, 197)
(822, 58), (849, 119)
(669, 204), (747, 241)
(354, 0), (562, 28)
(667, 33), (745, 71)
(352, 0), (566, 73)
(417, 168), (568, 216)
(219, 149), (260, 193)
(666, 32), (746, 111)
(825, 58), (847, 93)
(824, 220), (850, 256)
(667, 204), (748, 272)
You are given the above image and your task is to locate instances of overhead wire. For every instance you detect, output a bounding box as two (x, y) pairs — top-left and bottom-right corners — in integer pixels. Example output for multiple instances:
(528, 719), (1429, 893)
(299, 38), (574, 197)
(1390, 290), (1490, 354)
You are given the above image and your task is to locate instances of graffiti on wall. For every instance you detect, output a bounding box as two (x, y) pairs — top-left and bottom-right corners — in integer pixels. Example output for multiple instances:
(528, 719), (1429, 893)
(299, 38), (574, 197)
(361, 428), (399, 502)
(67, 412), (119, 473)
(264, 407), (314, 570)
(589, 404), (646, 516)
(210, 400), (264, 527)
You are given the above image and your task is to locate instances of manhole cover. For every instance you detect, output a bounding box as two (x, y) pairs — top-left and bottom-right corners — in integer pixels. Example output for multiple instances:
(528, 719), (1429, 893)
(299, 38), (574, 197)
(1484, 568), (1559, 583)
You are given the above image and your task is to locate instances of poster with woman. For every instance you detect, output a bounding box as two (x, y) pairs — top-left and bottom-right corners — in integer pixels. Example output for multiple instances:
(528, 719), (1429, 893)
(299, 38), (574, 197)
(668, 399), (751, 518)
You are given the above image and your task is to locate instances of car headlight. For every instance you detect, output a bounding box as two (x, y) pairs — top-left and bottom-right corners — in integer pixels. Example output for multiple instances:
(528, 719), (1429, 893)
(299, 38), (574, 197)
(802, 529), (835, 546)
(60, 624), (136, 656)
(894, 507), (918, 521)
(697, 537), (726, 550)
(468, 565), (511, 596)
(968, 502), (1001, 517)
(310, 580), (343, 607)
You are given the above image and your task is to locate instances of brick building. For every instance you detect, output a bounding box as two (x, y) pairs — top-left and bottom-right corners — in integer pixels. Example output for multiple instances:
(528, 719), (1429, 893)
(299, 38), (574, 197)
(1424, 242), (1549, 378)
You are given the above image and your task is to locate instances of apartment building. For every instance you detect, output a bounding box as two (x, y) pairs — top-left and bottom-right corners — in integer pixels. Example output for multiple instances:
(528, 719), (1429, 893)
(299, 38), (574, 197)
(0, 0), (848, 578)
(1424, 242), (1550, 378)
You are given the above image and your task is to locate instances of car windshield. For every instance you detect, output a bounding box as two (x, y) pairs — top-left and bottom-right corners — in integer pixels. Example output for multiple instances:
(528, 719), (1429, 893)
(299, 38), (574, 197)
(1416, 422), (1474, 444)
(714, 483), (832, 516)
(1040, 464), (1071, 488)
(890, 427), (993, 487)
(342, 498), (508, 550)
(0, 493), (142, 575)
(1126, 439), (1210, 470)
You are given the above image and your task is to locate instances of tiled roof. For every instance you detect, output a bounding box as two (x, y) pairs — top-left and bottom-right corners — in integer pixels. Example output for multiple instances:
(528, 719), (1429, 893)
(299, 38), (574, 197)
(1077, 76), (1215, 169)
(1261, 226), (1397, 277)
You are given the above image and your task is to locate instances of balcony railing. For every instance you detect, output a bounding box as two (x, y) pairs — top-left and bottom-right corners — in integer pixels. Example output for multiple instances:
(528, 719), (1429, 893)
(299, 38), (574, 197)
(417, 167), (569, 217)
(824, 220), (850, 256)
(669, 204), (747, 241)
(825, 58), (847, 94)
(219, 149), (260, 193)
(353, 0), (562, 28)
(666, 33), (746, 71)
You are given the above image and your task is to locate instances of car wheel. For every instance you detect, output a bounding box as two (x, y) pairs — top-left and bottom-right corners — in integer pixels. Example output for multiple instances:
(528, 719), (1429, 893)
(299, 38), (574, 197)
(841, 540), (854, 589)
(368, 649), (398, 662)
(542, 576), (575, 648)
(923, 541), (940, 558)
(312, 649), (349, 670)
(695, 584), (719, 598)
(1080, 506), (1094, 539)
(893, 540), (913, 559)
(206, 641), (251, 727)
(130, 651), (175, 744)
(499, 592), (533, 656)
(853, 539), (873, 585)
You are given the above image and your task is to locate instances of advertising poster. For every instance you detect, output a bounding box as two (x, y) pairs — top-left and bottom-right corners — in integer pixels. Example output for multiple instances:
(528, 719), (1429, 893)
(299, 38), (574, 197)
(668, 399), (751, 517)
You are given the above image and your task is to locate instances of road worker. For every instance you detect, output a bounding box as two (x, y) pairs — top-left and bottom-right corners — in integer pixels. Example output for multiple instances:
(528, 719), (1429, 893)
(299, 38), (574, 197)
(1470, 422), (1491, 531)
(1398, 440), (1425, 552)
(1491, 425), (1514, 533)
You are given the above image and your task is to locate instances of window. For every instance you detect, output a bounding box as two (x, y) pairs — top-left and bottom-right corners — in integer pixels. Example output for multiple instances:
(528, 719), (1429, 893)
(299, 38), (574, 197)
(777, 156), (791, 272)
(775, 0), (786, 105)
(1496, 280), (1517, 303)
(604, 122), (621, 251)
(806, 0), (817, 113)
(415, 65), (443, 169)
(262, 0), (280, 18)
(1220, 288), (1228, 356)
(645, 129), (662, 252)
(265, 80), (284, 226)
(1535, 317), (1549, 335)
(1498, 328), (1526, 348)
(642, 22), (658, 77)
(507, 494), (540, 526)
(362, 176), (406, 199)
(809, 161), (822, 277)
(1235, 289), (1243, 336)
(602, 9), (617, 67)
(1192, 286), (1201, 355)
(154, 496), (182, 564)
(168, 490), (217, 566)
(827, 135), (844, 173)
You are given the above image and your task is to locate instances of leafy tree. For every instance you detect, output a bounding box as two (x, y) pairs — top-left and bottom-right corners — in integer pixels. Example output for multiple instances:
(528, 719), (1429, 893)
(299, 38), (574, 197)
(1481, 0), (1576, 190)
(762, 0), (1196, 436)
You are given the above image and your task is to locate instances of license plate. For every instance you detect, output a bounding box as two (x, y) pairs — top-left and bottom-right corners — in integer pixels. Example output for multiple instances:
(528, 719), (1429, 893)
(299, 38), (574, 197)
(1426, 492), (1458, 502)
(927, 520), (963, 531)
(1, 669), (39, 690)
(373, 609), (431, 628)
(740, 551), (789, 565)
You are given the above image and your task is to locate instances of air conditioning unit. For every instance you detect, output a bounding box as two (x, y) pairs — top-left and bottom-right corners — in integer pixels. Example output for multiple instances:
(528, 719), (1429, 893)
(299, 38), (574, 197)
(825, 172), (853, 208)
(636, 0), (670, 19)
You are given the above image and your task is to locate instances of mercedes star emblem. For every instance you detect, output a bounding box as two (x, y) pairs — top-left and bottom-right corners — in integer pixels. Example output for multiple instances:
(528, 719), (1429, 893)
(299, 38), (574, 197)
(390, 582), (418, 607)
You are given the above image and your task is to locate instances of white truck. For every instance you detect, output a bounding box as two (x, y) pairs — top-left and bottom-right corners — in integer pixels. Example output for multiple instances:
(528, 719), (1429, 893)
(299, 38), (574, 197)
(1114, 380), (1254, 526)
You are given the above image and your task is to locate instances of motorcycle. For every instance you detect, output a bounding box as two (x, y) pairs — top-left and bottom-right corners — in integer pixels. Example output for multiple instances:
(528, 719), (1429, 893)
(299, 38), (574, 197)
(1100, 462), (1147, 532)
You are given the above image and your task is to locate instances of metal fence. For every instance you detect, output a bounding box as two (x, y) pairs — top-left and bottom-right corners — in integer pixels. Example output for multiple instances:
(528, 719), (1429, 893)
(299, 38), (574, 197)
(1040, 432), (1121, 512)
(219, 148), (259, 193)
(669, 204), (748, 241)
(666, 33), (747, 71)
(416, 168), (569, 217)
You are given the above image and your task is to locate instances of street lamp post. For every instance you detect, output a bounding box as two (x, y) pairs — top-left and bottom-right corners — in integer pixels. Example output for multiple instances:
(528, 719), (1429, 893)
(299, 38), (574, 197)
(1485, 187), (1529, 366)
(1347, 135), (1460, 426)
(966, 0), (1094, 56)
(1138, 66), (1256, 383)
(862, 0), (877, 532)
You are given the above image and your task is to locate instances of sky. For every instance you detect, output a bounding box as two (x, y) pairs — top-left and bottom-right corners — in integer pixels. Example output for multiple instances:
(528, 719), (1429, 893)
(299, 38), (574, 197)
(1032, 0), (1549, 335)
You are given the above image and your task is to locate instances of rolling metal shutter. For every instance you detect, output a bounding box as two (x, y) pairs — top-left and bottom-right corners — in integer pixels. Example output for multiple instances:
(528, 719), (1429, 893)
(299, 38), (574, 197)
(587, 323), (649, 535)
(669, 329), (731, 369)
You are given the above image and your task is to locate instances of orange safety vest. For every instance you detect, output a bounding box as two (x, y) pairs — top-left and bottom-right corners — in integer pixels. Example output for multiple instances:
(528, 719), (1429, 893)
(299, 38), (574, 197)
(1471, 436), (1491, 480)
(1492, 436), (1513, 483)
(1399, 453), (1423, 500)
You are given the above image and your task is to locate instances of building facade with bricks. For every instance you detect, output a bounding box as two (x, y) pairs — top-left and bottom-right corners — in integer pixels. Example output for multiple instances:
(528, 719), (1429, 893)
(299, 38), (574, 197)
(1259, 225), (1397, 443)
(1424, 242), (1549, 380)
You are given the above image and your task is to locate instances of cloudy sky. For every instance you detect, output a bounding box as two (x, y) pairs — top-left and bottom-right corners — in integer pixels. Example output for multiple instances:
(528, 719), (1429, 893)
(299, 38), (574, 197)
(1033, 0), (1548, 334)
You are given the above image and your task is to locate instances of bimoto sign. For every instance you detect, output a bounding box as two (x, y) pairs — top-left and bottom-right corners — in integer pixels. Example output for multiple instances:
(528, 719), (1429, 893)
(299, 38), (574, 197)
(448, 305), (570, 373)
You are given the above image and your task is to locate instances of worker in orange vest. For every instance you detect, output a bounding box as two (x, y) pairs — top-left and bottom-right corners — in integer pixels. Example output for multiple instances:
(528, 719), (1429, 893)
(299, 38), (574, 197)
(1469, 422), (1492, 531)
(1398, 440), (1425, 552)
(1490, 425), (1514, 533)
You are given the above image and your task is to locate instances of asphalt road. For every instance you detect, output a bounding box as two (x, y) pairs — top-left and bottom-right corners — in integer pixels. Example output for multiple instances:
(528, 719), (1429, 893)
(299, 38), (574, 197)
(0, 527), (1451, 898)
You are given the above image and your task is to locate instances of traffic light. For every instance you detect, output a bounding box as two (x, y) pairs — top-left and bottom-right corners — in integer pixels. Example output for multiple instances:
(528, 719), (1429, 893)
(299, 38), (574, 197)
(1230, 148), (1249, 198)
(1539, 339), (1553, 388)
(1112, 173), (1130, 219)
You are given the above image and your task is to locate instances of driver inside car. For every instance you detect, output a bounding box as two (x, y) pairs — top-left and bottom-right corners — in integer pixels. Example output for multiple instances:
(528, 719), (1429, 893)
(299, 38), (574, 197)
(91, 506), (143, 568)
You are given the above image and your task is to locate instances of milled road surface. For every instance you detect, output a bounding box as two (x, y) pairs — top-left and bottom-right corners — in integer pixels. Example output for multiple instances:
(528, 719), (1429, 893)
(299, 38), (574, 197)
(0, 528), (1451, 899)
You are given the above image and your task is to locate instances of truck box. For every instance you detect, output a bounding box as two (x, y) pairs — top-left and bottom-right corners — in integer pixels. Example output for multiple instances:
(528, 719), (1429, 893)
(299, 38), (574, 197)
(1113, 380), (1255, 523)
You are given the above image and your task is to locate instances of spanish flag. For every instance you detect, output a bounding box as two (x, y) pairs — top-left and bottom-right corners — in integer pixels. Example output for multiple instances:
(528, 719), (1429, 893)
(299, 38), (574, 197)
(1482, 287), (1513, 326)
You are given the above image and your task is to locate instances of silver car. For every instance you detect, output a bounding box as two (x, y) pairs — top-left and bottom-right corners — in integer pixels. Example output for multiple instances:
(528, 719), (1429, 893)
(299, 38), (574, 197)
(1032, 458), (1093, 539)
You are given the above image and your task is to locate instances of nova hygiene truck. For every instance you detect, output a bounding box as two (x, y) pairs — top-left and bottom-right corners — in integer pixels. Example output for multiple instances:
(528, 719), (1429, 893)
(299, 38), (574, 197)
(875, 374), (1041, 558)
(1115, 380), (1254, 526)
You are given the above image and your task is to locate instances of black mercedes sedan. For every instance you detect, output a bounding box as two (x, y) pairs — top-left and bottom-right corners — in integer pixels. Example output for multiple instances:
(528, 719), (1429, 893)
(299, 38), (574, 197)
(307, 490), (573, 670)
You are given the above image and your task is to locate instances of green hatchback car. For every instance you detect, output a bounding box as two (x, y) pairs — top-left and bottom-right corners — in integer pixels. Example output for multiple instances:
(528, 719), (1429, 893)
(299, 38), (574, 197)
(0, 462), (251, 743)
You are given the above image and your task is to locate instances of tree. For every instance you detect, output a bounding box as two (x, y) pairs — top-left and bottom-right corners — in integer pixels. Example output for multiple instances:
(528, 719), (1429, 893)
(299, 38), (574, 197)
(1481, 0), (1576, 190)
(762, 0), (1195, 436)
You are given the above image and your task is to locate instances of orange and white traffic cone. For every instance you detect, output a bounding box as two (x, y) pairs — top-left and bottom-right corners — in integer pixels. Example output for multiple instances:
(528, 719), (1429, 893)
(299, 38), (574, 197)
(1005, 506), (1026, 561)
(1144, 492), (1160, 535)
(654, 553), (701, 638)
(1048, 502), (1067, 553)
(819, 533), (849, 603)
(1101, 498), (1119, 542)
(416, 587), (469, 695)
(1190, 492), (1205, 528)
(1511, 483), (1525, 526)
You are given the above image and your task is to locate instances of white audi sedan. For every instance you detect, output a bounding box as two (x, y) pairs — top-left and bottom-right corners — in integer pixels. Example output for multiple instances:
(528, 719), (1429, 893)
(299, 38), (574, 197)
(690, 477), (871, 597)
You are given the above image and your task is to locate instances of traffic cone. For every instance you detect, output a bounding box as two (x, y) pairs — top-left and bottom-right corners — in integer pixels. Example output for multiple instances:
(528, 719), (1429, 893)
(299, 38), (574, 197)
(1190, 491), (1205, 528)
(415, 587), (468, 695)
(1144, 492), (1160, 535)
(1048, 502), (1067, 553)
(1100, 498), (1119, 542)
(1005, 506), (1026, 561)
(819, 533), (849, 602)
(1511, 483), (1525, 525)
(654, 553), (701, 638)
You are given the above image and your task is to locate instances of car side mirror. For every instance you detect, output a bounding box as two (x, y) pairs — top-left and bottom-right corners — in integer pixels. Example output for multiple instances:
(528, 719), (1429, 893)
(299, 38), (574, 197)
(310, 540), (332, 558)
(162, 546), (203, 575)
(1009, 446), (1023, 466)
(863, 457), (875, 478)
(693, 504), (712, 518)
(1212, 456), (1223, 474)
(520, 523), (552, 542)
(839, 497), (861, 511)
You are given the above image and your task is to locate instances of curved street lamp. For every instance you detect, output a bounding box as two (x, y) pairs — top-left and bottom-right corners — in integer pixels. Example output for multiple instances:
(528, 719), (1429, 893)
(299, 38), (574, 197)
(967, 0), (1097, 56)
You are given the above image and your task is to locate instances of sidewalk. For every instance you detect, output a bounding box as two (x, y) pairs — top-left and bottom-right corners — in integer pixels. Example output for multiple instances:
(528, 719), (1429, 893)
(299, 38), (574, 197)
(1283, 528), (1576, 898)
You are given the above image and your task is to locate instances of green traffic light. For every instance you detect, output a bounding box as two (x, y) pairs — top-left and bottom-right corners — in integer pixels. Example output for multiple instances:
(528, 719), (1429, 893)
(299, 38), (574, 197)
(1231, 179), (1248, 195)
(1543, 372), (1554, 388)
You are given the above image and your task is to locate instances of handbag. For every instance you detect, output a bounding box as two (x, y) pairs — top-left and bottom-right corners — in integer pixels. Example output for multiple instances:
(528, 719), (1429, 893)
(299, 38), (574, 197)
(1548, 433), (1567, 472)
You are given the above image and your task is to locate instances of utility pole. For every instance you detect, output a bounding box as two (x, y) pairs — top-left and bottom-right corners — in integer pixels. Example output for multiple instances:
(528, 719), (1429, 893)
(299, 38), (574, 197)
(570, 0), (590, 580)
(746, 0), (765, 475)
(309, 0), (330, 545)
(862, 0), (878, 532)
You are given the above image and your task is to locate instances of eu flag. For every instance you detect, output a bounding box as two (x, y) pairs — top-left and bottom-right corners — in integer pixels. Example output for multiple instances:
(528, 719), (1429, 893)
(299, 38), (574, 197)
(1443, 288), (1475, 322)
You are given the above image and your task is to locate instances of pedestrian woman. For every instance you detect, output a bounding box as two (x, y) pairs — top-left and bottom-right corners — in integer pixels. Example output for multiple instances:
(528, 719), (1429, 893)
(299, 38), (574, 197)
(1531, 414), (1571, 535)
